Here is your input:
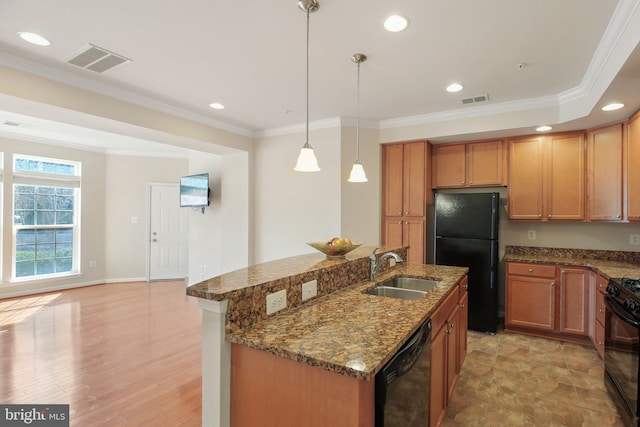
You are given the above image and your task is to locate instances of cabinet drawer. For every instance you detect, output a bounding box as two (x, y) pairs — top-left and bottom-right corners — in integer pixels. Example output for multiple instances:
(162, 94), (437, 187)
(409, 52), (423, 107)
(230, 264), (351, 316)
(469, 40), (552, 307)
(507, 262), (556, 278)
(458, 276), (469, 300)
(595, 322), (605, 359)
(596, 291), (606, 326)
(595, 274), (608, 295)
(431, 288), (459, 337)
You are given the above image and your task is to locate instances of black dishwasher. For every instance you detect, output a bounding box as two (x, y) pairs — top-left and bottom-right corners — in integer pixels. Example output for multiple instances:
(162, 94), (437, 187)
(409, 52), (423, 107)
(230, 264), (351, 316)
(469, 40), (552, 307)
(375, 318), (431, 427)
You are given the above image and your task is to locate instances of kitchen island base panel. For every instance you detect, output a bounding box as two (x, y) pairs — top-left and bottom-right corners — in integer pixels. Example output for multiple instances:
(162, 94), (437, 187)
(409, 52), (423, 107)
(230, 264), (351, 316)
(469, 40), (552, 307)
(231, 343), (374, 427)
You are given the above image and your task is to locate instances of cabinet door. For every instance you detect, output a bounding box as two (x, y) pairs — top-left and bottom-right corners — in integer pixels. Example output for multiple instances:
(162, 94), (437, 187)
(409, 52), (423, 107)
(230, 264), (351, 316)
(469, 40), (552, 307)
(403, 141), (427, 217)
(429, 325), (447, 427)
(432, 144), (465, 188)
(508, 137), (544, 220)
(457, 291), (468, 373)
(506, 275), (555, 331)
(403, 218), (425, 264)
(588, 123), (623, 221)
(559, 268), (589, 336)
(467, 140), (504, 186)
(628, 113), (640, 221)
(383, 144), (404, 217)
(547, 133), (585, 220)
(383, 218), (404, 249)
(446, 303), (459, 399)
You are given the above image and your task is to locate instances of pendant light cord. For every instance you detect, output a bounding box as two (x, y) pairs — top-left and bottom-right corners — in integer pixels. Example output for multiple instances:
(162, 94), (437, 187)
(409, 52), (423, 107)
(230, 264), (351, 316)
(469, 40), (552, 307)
(356, 59), (360, 163)
(305, 7), (310, 148)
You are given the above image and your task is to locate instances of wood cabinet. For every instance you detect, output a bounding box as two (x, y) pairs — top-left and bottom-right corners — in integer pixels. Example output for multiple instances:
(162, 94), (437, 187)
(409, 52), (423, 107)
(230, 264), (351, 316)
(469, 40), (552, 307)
(432, 140), (505, 188)
(628, 111), (640, 221)
(587, 123), (624, 221)
(508, 132), (585, 221)
(382, 141), (431, 264)
(506, 262), (590, 341)
(430, 277), (468, 427)
(558, 267), (589, 336)
(591, 273), (608, 359)
(506, 263), (556, 330)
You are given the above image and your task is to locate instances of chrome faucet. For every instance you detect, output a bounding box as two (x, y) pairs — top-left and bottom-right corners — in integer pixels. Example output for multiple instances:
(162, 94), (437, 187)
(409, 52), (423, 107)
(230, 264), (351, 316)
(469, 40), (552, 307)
(370, 248), (404, 280)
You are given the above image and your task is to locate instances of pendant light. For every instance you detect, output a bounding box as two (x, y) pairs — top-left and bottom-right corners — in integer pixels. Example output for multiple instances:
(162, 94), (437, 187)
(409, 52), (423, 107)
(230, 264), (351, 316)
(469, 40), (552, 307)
(294, 0), (321, 172)
(348, 53), (368, 182)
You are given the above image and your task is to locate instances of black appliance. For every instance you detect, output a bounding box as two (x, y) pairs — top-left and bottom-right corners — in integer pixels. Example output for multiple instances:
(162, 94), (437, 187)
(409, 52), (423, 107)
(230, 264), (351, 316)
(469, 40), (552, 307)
(375, 318), (431, 427)
(604, 277), (640, 427)
(434, 192), (499, 333)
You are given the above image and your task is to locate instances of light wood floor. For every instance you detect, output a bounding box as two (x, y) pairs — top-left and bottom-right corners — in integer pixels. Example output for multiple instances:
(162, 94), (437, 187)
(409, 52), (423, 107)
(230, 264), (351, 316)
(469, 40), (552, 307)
(0, 281), (202, 426)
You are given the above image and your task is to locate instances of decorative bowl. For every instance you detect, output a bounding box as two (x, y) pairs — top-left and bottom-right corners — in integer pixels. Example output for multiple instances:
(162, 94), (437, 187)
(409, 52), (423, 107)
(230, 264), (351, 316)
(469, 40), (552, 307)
(307, 241), (362, 259)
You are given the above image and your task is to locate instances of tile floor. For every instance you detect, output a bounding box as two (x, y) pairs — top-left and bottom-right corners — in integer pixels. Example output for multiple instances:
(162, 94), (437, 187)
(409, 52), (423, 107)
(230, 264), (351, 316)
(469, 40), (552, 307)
(441, 331), (626, 427)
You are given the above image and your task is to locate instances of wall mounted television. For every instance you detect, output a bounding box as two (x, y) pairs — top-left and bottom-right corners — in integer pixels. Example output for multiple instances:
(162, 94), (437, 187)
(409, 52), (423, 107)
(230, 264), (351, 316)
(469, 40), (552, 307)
(180, 173), (210, 208)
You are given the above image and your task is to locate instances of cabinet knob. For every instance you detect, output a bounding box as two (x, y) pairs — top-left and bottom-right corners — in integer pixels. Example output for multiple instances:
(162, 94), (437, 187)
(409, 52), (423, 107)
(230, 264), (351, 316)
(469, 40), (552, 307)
(397, 221), (402, 224)
(398, 212), (402, 215)
(598, 341), (603, 346)
(405, 212), (409, 215)
(617, 215), (621, 219)
(460, 303), (465, 308)
(461, 181), (465, 185)
(464, 283), (468, 289)
(548, 214), (552, 218)
(599, 283), (605, 289)
(636, 215), (640, 219)
(469, 181), (473, 184)
(528, 268), (533, 272)
(538, 214), (542, 218)
(551, 281), (555, 286)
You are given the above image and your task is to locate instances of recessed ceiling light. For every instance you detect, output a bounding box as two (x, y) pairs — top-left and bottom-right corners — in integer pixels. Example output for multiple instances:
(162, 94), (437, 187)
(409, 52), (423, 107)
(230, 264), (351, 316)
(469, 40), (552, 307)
(384, 15), (409, 32)
(602, 103), (624, 111)
(446, 83), (464, 93)
(17, 32), (50, 46)
(209, 102), (225, 110)
(536, 125), (552, 132)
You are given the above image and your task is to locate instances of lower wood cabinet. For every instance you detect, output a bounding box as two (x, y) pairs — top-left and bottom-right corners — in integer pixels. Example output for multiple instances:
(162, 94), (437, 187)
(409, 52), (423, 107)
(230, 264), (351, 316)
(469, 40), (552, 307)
(383, 217), (425, 264)
(506, 262), (590, 342)
(592, 273), (607, 359)
(430, 276), (468, 427)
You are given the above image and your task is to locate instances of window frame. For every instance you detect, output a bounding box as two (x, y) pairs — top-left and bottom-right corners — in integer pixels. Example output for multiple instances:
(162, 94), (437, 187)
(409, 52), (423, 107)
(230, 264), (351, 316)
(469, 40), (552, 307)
(11, 154), (81, 281)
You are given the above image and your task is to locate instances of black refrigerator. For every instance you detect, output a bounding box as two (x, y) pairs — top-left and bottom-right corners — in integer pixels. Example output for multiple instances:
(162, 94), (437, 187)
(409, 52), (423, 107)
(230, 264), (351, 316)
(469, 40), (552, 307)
(434, 192), (499, 333)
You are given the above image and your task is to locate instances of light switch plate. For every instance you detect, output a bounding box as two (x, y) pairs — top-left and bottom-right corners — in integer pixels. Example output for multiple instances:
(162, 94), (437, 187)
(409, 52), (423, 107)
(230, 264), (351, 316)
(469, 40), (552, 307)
(302, 280), (318, 301)
(631, 234), (640, 246)
(528, 230), (536, 240)
(266, 289), (287, 315)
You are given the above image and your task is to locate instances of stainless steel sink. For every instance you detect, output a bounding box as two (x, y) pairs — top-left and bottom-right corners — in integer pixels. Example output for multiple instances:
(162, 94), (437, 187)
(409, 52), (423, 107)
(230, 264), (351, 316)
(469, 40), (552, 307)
(364, 286), (427, 300)
(381, 277), (439, 293)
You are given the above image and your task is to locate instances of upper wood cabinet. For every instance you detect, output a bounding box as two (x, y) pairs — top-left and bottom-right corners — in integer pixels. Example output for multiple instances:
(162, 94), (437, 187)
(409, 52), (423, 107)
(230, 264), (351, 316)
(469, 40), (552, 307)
(508, 132), (585, 221)
(587, 123), (624, 221)
(383, 141), (429, 217)
(628, 111), (640, 221)
(381, 141), (431, 264)
(432, 140), (506, 188)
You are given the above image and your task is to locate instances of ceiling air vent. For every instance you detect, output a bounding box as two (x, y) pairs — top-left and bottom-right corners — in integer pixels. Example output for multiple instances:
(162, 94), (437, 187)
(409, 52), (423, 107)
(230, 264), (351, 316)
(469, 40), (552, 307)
(66, 44), (131, 73)
(3, 121), (21, 127)
(461, 94), (489, 105)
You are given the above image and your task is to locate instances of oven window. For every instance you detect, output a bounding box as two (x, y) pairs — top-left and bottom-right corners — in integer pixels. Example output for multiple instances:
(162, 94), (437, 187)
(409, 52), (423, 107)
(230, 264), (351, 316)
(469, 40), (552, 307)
(605, 306), (640, 416)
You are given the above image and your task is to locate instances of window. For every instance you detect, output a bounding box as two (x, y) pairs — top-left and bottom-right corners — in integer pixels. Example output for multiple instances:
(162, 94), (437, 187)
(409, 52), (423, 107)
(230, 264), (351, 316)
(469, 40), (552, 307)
(12, 155), (81, 280)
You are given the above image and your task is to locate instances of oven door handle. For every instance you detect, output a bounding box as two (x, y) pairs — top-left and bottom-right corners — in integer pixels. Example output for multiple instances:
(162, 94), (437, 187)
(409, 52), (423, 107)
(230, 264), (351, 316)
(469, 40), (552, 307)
(605, 295), (640, 329)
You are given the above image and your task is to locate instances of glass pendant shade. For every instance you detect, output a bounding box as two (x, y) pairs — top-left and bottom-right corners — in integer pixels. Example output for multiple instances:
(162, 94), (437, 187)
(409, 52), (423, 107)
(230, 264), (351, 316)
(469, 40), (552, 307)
(348, 162), (367, 182)
(294, 144), (320, 172)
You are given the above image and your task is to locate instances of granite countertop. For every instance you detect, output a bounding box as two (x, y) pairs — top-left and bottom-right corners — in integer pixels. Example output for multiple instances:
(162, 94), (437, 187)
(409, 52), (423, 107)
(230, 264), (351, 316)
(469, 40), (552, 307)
(227, 263), (468, 381)
(504, 246), (640, 280)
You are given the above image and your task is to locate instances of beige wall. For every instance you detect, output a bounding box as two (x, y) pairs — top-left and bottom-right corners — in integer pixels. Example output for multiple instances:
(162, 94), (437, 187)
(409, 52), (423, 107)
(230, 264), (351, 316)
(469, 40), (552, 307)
(104, 154), (189, 281)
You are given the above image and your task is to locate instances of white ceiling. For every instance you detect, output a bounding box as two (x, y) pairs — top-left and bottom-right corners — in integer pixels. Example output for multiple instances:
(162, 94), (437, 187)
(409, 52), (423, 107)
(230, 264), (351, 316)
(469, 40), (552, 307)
(1, 0), (640, 152)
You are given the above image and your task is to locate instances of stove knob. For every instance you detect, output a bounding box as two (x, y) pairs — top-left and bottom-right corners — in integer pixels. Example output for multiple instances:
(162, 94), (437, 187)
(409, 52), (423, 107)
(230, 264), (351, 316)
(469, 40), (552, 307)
(606, 285), (619, 297)
(624, 299), (640, 314)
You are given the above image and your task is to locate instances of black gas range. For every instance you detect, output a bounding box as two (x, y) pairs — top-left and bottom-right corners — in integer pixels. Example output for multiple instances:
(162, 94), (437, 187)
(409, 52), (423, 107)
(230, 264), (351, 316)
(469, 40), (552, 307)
(605, 277), (640, 427)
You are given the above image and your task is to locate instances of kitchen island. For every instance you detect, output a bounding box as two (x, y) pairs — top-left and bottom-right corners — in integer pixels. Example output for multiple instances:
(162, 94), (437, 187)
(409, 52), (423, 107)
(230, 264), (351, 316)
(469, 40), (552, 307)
(186, 246), (468, 427)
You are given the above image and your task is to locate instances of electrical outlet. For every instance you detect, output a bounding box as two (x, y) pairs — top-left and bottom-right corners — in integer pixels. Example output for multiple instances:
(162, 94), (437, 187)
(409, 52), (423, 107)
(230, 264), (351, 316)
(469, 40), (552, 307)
(89, 260), (96, 268)
(389, 258), (396, 267)
(528, 230), (536, 240)
(266, 289), (287, 315)
(631, 234), (640, 246)
(302, 280), (318, 301)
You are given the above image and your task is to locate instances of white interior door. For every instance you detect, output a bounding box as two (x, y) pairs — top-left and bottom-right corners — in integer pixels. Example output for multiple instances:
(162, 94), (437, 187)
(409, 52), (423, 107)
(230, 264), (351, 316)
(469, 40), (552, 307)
(149, 184), (188, 280)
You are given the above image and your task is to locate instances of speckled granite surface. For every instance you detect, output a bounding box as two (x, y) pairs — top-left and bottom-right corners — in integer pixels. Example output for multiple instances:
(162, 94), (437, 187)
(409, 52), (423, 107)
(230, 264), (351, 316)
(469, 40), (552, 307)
(505, 246), (640, 280)
(227, 263), (468, 381)
(187, 245), (467, 381)
(187, 245), (407, 333)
